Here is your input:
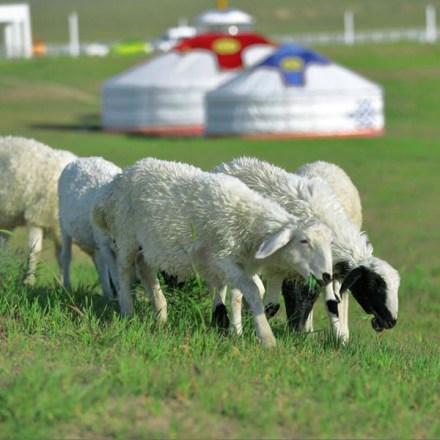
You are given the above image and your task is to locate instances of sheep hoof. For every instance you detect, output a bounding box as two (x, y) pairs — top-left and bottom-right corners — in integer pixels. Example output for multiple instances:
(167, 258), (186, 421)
(260, 334), (277, 348)
(23, 274), (36, 286)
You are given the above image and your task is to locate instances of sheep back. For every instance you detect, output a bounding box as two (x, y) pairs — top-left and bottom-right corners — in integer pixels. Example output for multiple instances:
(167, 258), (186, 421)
(58, 157), (121, 255)
(295, 161), (362, 229)
(0, 136), (77, 238)
(214, 156), (371, 266)
(93, 158), (296, 278)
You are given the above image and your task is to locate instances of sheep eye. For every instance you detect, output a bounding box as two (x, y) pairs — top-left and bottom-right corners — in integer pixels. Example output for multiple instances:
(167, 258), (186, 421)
(300, 239), (308, 244)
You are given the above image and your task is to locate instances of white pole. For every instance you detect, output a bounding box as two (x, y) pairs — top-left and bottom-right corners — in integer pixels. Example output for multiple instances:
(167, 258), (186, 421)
(4, 24), (13, 58)
(426, 5), (437, 43)
(7, 21), (23, 57)
(68, 12), (80, 57)
(11, 22), (22, 56)
(344, 10), (355, 45)
(17, 22), (26, 57)
(22, 4), (33, 58)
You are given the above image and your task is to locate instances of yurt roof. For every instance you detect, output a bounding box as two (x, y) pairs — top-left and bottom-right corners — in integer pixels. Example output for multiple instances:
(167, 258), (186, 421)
(209, 43), (382, 97)
(174, 32), (273, 69)
(103, 32), (274, 89)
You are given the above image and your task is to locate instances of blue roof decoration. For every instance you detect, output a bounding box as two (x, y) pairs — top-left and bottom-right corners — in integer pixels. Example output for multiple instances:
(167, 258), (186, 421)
(258, 43), (329, 86)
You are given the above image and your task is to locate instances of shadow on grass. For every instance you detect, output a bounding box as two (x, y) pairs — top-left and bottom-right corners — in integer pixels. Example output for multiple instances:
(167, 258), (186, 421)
(29, 114), (203, 140)
(41, 283), (116, 321)
(0, 245), (216, 333)
(0, 244), (116, 322)
(29, 113), (102, 132)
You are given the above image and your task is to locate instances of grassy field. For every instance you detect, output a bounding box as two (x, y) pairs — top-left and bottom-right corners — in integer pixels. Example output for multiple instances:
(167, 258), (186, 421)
(23, 0), (440, 42)
(0, 43), (439, 438)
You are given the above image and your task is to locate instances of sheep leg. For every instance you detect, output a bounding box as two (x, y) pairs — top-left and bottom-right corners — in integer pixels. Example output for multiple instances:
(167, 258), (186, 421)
(116, 248), (135, 317)
(335, 279), (350, 344)
(221, 262), (274, 347)
(135, 255), (167, 322)
(211, 284), (229, 331)
(264, 275), (284, 319)
(229, 287), (243, 335)
(60, 233), (72, 289)
(282, 278), (320, 331)
(24, 225), (44, 285)
(54, 240), (63, 274)
(304, 309), (314, 332)
(229, 274), (264, 336)
(323, 283), (343, 341)
(103, 245), (121, 297)
(94, 250), (114, 302)
(253, 274), (265, 298)
(95, 244), (120, 301)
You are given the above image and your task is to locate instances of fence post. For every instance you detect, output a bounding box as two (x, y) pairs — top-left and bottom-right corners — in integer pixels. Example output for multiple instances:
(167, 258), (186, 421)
(344, 10), (355, 45)
(426, 5), (437, 43)
(68, 12), (80, 57)
(4, 24), (14, 58)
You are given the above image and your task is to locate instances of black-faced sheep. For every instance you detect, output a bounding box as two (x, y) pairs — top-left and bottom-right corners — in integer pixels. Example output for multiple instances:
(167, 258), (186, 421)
(293, 160), (400, 337)
(213, 157), (399, 342)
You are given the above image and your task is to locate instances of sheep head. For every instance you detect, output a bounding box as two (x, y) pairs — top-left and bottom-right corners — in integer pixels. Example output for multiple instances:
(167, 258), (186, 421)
(340, 258), (400, 332)
(256, 220), (333, 287)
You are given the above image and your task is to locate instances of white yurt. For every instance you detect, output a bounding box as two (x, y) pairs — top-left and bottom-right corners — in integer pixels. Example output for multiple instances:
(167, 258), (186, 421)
(205, 43), (384, 138)
(101, 32), (274, 136)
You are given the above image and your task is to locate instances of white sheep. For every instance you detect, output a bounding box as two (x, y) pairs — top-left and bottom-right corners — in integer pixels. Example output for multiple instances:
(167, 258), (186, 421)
(58, 157), (122, 300)
(0, 136), (77, 284)
(91, 158), (334, 347)
(295, 160), (400, 337)
(213, 157), (399, 342)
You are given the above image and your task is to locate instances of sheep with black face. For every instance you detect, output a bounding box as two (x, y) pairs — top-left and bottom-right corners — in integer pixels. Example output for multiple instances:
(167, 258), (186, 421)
(294, 160), (399, 336)
(213, 157), (399, 342)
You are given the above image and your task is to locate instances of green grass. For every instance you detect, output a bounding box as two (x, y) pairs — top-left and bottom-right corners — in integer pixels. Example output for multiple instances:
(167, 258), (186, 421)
(1, 43), (439, 438)
(0, 247), (438, 439)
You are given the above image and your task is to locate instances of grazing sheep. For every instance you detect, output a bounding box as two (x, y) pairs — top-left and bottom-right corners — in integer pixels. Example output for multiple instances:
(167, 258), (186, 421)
(213, 157), (399, 342)
(58, 157), (122, 300)
(294, 160), (400, 338)
(91, 158), (333, 347)
(0, 136), (77, 284)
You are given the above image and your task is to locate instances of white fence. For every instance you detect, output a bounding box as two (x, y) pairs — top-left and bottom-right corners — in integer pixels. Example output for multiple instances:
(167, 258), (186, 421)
(274, 27), (440, 46)
(275, 5), (438, 46)
(1, 26), (437, 59)
(0, 5), (438, 58)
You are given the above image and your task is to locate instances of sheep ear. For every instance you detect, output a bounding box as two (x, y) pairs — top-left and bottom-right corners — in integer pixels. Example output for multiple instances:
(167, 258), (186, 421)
(340, 266), (364, 293)
(255, 227), (294, 259)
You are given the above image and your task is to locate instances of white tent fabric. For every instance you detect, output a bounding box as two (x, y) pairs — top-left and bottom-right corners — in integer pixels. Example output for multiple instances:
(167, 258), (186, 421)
(195, 8), (254, 33)
(101, 33), (274, 135)
(205, 44), (384, 138)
